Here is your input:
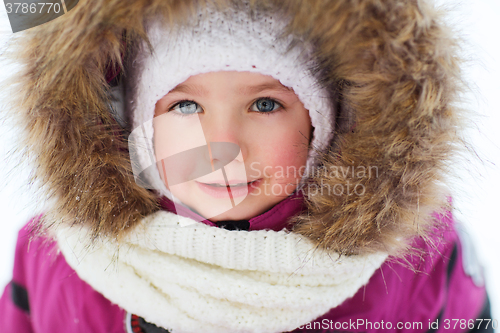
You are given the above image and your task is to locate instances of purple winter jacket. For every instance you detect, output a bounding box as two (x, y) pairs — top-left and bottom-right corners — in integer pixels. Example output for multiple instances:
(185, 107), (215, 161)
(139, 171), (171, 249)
(0, 192), (491, 333)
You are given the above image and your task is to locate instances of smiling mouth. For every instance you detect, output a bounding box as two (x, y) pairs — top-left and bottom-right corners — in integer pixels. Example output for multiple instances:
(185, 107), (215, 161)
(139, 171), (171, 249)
(196, 178), (262, 200)
(202, 179), (260, 187)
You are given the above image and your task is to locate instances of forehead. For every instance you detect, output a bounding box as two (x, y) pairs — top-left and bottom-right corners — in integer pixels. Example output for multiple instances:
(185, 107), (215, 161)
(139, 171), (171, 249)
(168, 71), (293, 96)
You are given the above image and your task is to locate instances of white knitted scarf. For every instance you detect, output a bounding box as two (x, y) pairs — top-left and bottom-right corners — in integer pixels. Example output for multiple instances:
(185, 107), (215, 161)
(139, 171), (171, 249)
(56, 211), (388, 333)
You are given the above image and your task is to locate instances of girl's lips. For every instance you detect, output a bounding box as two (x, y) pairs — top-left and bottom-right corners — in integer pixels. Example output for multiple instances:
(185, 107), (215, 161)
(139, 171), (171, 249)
(196, 179), (262, 199)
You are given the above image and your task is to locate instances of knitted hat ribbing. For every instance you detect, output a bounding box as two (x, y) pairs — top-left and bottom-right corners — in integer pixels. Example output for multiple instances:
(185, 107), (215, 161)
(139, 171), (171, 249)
(128, 3), (335, 200)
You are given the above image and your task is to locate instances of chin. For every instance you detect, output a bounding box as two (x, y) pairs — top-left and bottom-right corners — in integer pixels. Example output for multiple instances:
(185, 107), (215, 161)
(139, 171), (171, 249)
(205, 203), (259, 222)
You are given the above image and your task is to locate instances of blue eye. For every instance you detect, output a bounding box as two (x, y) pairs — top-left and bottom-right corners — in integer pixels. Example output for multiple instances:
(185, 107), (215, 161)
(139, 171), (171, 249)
(170, 101), (202, 115)
(251, 98), (282, 113)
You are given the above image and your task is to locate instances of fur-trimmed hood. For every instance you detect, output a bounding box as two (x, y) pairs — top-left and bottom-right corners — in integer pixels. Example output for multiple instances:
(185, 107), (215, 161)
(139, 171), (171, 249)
(6, 0), (462, 256)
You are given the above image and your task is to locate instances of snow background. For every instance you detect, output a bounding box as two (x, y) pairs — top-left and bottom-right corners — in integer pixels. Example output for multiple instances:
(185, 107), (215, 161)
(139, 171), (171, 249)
(0, 0), (499, 324)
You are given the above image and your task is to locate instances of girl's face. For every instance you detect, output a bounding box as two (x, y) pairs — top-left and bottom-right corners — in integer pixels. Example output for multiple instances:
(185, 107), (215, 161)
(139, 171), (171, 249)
(153, 71), (312, 221)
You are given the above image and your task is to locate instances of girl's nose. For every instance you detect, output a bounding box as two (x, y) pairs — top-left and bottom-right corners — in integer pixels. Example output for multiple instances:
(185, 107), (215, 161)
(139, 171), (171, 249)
(206, 142), (241, 172)
(202, 112), (246, 164)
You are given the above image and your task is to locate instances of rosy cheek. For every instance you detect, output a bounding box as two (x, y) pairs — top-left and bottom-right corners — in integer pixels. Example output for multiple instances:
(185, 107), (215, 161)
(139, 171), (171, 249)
(262, 133), (309, 181)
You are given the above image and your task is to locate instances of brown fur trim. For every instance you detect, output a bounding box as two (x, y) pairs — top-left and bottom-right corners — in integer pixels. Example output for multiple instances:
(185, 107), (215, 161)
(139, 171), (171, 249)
(7, 0), (464, 255)
(288, 0), (461, 255)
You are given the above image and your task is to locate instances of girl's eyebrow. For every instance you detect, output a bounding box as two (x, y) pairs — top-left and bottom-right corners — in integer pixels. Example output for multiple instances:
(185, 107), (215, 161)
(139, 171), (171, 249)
(238, 82), (294, 95)
(168, 82), (293, 96)
(169, 83), (208, 96)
